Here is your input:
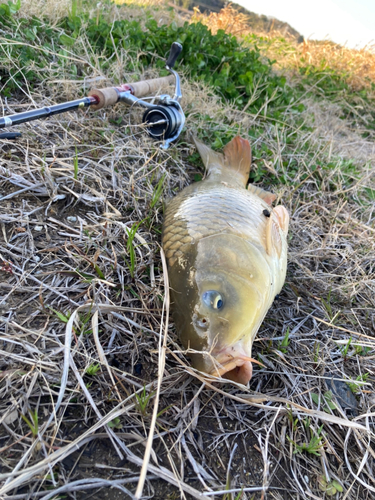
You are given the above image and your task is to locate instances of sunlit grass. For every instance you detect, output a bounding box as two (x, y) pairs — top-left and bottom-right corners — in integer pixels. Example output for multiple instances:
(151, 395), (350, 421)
(194, 4), (375, 93)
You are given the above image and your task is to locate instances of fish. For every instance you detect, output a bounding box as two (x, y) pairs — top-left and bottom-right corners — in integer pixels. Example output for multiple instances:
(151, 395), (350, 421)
(162, 136), (289, 385)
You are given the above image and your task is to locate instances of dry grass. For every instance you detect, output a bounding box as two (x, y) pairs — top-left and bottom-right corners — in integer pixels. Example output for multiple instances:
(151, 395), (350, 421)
(300, 99), (375, 165)
(191, 5), (251, 37)
(194, 4), (375, 92)
(0, 0), (72, 22)
(2, 0), (179, 29)
(1, 2), (375, 500)
(270, 38), (375, 92)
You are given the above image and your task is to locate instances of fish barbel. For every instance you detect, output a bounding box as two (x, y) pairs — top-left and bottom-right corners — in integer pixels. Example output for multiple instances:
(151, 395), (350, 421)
(162, 136), (289, 384)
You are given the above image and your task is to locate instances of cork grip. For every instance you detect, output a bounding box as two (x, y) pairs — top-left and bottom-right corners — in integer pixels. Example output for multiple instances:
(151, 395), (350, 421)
(88, 74), (175, 109)
(88, 87), (119, 110)
(129, 74), (175, 98)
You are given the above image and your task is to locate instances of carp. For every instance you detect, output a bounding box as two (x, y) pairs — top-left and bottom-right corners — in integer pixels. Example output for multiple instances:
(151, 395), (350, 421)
(162, 136), (289, 384)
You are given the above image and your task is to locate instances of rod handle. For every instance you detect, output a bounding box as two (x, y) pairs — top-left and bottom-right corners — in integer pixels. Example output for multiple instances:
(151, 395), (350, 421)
(129, 74), (175, 98)
(88, 74), (175, 110)
(87, 87), (118, 110)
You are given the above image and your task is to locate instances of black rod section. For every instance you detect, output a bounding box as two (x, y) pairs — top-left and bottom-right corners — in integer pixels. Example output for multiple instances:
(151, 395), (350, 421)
(0, 96), (97, 129)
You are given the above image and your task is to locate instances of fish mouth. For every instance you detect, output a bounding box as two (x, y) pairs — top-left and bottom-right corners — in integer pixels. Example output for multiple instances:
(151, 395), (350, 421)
(210, 348), (261, 385)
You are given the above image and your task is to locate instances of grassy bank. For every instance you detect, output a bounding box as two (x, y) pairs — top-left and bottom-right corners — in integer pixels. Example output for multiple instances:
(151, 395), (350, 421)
(0, 1), (374, 499)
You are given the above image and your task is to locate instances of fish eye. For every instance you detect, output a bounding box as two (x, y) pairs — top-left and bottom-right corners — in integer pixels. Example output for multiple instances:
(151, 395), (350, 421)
(202, 290), (224, 310)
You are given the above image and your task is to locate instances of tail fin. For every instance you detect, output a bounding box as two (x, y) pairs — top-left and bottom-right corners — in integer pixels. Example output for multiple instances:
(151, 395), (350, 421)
(193, 136), (251, 186)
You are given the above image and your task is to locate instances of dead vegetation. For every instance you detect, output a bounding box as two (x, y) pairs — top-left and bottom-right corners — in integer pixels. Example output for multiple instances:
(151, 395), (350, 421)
(191, 5), (251, 37)
(1, 2), (375, 500)
(194, 5), (375, 91)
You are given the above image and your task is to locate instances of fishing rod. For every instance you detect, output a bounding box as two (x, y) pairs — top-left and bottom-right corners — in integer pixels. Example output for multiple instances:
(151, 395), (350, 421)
(0, 42), (184, 149)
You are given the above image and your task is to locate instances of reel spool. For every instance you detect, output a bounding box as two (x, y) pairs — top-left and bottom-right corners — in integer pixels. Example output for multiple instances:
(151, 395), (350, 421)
(143, 104), (183, 141)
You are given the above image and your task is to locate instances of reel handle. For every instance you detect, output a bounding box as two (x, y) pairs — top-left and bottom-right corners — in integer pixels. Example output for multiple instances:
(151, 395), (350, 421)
(166, 42), (183, 69)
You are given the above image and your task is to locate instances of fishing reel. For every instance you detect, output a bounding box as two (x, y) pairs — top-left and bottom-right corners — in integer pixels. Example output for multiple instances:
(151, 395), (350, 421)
(113, 42), (185, 149)
(143, 42), (185, 146)
(0, 42), (185, 149)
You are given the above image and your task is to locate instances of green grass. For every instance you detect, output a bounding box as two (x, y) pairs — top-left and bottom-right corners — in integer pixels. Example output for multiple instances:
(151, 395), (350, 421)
(318, 475), (344, 496)
(21, 408), (39, 438)
(0, 0), (294, 120)
(311, 391), (337, 412)
(123, 221), (143, 279)
(135, 385), (155, 416)
(278, 327), (290, 353)
(85, 363), (101, 376)
(347, 373), (369, 394)
(288, 423), (325, 456)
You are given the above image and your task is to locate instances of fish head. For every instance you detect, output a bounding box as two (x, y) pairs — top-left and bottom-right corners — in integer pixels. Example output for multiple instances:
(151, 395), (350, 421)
(170, 233), (273, 385)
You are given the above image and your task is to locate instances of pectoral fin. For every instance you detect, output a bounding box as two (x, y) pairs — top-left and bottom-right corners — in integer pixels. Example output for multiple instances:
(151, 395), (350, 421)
(273, 205), (289, 234)
(265, 215), (281, 257)
(265, 206), (289, 257)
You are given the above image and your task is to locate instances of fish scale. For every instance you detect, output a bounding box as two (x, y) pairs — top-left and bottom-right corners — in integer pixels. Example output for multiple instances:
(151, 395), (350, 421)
(163, 184), (270, 265)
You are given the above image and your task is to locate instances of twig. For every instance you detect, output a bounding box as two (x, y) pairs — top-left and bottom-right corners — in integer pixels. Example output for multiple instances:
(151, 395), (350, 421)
(134, 247), (169, 499)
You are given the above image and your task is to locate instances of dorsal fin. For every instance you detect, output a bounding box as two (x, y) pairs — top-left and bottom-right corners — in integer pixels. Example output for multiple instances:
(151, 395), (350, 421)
(193, 136), (251, 186)
(247, 184), (277, 205)
(223, 136), (251, 184)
